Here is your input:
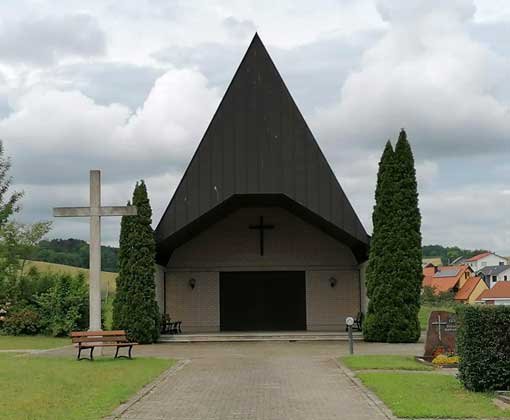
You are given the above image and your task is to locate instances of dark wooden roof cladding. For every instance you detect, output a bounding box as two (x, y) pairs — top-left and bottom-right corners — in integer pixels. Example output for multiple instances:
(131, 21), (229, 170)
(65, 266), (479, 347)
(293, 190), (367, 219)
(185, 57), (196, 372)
(154, 34), (369, 264)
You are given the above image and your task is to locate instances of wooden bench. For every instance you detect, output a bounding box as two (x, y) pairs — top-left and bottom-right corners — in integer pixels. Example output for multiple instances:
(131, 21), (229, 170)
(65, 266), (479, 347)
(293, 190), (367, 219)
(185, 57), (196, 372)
(70, 330), (138, 361)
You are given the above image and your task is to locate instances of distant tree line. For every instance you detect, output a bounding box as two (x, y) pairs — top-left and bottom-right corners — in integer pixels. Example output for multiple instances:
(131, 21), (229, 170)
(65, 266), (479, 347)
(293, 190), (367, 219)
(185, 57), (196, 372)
(30, 238), (119, 273)
(422, 245), (489, 265)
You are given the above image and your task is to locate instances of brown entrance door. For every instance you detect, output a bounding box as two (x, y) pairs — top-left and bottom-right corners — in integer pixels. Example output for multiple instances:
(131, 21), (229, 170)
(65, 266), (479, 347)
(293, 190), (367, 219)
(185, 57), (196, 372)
(220, 271), (306, 331)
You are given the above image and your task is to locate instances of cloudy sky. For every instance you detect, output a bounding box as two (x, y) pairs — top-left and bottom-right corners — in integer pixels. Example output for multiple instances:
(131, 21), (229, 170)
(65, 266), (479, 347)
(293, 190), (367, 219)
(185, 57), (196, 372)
(1, 0), (509, 254)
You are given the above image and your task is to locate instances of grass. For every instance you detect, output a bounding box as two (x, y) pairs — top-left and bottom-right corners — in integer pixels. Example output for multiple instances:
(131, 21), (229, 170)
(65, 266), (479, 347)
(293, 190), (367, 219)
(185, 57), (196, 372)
(419, 304), (456, 331)
(341, 355), (433, 371)
(358, 372), (510, 418)
(0, 353), (174, 420)
(0, 335), (70, 350)
(25, 260), (117, 293)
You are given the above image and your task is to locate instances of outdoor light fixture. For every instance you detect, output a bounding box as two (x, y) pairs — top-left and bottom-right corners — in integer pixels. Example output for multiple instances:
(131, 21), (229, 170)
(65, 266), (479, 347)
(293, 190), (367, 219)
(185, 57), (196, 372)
(189, 278), (196, 290)
(329, 277), (337, 288)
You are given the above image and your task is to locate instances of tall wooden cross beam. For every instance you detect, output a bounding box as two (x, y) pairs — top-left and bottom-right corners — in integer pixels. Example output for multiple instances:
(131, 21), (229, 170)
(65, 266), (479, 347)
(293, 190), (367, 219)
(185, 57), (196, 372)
(53, 170), (137, 331)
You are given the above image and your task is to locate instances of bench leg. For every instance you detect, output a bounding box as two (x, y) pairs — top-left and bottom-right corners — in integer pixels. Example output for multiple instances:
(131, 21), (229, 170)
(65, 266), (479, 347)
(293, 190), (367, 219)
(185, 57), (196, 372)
(77, 346), (94, 361)
(114, 345), (133, 360)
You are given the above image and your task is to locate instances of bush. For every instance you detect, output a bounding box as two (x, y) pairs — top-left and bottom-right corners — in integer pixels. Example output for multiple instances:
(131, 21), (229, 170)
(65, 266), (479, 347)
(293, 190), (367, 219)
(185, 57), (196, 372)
(457, 305), (510, 391)
(38, 273), (89, 336)
(3, 308), (41, 335)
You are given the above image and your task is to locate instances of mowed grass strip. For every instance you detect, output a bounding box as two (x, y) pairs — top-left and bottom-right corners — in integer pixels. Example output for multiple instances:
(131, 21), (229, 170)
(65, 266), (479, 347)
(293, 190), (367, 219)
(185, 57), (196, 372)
(358, 372), (510, 418)
(341, 355), (433, 371)
(0, 353), (174, 420)
(0, 335), (70, 350)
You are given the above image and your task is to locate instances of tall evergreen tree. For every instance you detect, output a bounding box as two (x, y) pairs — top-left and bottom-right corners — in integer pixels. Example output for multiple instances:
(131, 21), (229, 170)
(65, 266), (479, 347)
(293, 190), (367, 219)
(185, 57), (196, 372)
(112, 201), (134, 331)
(113, 181), (159, 343)
(363, 141), (399, 341)
(364, 131), (422, 343)
(388, 129), (422, 342)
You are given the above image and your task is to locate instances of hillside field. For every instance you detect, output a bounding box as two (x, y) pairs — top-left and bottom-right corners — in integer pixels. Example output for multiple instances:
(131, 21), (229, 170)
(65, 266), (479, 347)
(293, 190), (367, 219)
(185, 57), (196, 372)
(24, 260), (117, 293)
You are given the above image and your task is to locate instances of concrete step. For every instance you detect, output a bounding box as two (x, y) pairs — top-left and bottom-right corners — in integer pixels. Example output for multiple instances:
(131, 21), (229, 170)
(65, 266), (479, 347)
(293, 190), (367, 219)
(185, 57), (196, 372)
(159, 332), (363, 343)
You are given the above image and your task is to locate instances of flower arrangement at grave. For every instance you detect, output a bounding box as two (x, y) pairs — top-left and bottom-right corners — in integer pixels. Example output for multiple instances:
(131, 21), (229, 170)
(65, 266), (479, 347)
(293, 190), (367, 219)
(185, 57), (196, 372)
(431, 345), (459, 366)
(432, 354), (460, 366)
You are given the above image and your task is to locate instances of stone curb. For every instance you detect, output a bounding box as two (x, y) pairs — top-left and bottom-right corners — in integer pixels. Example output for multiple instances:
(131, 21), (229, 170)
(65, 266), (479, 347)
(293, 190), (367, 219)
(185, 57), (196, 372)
(334, 358), (396, 419)
(104, 358), (190, 419)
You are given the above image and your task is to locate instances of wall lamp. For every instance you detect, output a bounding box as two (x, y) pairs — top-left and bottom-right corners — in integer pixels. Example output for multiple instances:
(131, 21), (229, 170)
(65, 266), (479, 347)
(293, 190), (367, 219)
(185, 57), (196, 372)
(329, 277), (337, 288)
(189, 278), (196, 290)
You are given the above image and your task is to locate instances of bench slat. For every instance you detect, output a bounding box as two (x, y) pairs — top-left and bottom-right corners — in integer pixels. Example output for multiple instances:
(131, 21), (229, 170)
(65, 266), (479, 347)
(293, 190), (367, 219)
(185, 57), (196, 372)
(72, 336), (128, 344)
(75, 343), (138, 348)
(70, 330), (126, 337)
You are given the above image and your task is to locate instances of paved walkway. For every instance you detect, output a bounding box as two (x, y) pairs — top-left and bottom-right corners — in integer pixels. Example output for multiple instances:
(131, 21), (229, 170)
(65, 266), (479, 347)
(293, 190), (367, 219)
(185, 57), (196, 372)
(90, 340), (421, 420)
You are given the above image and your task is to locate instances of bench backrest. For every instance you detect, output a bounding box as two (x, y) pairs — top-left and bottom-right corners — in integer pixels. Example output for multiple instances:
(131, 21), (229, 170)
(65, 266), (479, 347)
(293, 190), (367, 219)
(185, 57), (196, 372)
(70, 330), (128, 344)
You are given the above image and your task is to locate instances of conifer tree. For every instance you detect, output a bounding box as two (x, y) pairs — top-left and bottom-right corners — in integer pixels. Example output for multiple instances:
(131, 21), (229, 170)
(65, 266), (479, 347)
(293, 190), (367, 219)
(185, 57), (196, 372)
(387, 129), (422, 342)
(364, 130), (422, 343)
(112, 201), (134, 331)
(113, 181), (159, 343)
(363, 141), (399, 341)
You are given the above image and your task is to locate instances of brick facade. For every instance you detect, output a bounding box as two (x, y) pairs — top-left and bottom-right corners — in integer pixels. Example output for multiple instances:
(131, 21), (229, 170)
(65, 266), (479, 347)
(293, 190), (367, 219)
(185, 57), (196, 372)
(156, 206), (363, 332)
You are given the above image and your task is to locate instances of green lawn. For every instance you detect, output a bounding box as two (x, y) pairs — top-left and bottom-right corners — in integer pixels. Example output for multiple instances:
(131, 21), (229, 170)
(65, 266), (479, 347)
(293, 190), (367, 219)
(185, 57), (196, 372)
(419, 304), (456, 331)
(0, 335), (70, 350)
(358, 372), (510, 418)
(0, 353), (174, 420)
(341, 355), (433, 371)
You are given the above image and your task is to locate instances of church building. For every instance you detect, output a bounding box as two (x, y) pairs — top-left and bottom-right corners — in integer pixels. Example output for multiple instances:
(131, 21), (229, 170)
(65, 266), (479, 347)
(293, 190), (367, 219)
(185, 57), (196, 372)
(154, 35), (370, 332)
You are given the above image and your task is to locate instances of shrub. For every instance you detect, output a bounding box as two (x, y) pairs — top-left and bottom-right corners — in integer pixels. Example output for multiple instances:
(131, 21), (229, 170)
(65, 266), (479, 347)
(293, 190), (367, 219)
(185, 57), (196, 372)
(3, 308), (41, 335)
(38, 273), (89, 336)
(457, 305), (510, 391)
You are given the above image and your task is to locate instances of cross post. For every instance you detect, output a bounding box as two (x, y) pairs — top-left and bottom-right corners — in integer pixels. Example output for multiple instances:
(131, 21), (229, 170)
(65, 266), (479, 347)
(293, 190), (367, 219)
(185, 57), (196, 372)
(53, 170), (137, 331)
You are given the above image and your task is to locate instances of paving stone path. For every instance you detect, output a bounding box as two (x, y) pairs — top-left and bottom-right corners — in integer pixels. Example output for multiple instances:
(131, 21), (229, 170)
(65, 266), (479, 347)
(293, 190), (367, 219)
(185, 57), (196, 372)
(106, 341), (421, 420)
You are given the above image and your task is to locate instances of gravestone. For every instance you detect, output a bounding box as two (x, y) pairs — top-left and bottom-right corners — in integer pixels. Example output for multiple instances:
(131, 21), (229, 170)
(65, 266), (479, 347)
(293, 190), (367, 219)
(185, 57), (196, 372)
(423, 310), (457, 361)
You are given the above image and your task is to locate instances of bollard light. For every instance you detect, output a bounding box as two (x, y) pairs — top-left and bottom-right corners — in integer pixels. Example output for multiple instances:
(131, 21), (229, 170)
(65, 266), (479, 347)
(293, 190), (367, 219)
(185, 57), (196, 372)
(346, 316), (355, 355)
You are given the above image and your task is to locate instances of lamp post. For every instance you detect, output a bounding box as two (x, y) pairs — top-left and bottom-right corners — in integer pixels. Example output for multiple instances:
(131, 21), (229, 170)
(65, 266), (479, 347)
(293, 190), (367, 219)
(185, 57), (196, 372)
(346, 316), (354, 355)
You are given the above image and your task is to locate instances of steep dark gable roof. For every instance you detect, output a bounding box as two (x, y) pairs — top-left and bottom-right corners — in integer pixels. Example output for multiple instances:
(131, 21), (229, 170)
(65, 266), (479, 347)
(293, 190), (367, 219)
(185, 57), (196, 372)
(155, 34), (369, 263)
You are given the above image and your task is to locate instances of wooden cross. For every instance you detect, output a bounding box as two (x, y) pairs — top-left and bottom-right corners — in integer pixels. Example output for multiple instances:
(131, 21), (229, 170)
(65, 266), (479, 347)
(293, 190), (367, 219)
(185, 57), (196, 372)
(432, 314), (448, 341)
(53, 170), (137, 331)
(249, 216), (274, 256)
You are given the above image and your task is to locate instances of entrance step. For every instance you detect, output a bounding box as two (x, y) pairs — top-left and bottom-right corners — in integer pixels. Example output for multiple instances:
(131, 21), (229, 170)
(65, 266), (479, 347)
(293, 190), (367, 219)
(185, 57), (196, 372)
(159, 331), (363, 343)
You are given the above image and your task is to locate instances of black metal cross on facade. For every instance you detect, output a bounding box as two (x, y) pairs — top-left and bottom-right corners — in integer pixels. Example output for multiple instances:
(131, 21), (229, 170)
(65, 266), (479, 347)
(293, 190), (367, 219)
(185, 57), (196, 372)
(249, 216), (274, 256)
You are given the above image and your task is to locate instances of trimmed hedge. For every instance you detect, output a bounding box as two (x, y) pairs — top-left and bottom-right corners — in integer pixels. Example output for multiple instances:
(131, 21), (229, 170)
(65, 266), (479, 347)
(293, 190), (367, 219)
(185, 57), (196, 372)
(457, 305), (510, 392)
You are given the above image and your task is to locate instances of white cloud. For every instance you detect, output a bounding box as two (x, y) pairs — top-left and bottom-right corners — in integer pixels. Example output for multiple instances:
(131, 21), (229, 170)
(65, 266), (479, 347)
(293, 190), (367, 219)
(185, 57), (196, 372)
(1, 68), (220, 185)
(0, 13), (106, 66)
(314, 0), (510, 159)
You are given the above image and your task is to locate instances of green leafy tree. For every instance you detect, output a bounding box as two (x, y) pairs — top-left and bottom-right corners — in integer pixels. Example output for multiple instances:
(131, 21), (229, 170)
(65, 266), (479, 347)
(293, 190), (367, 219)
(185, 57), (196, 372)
(113, 181), (159, 343)
(388, 129), (422, 342)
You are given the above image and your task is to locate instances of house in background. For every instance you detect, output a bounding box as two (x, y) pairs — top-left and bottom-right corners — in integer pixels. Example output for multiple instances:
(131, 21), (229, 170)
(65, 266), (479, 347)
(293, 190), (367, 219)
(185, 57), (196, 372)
(464, 252), (507, 271)
(454, 276), (488, 304)
(422, 265), (488, 304)
(476, 282), (510, 306)
(477, 265), (510, 289)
